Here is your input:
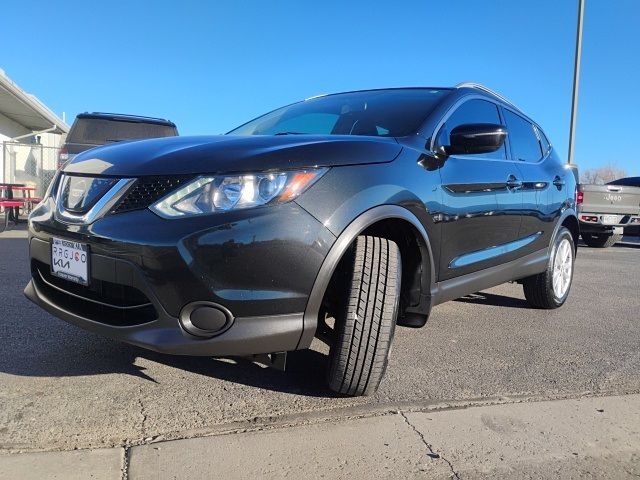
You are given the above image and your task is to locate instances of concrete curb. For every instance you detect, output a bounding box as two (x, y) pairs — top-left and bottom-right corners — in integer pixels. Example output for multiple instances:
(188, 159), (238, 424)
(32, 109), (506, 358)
(2, 393), (639, 479)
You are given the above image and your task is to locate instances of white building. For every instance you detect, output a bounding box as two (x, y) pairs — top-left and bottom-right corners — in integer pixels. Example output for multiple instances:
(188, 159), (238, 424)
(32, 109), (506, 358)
(0, 68), (69, 189)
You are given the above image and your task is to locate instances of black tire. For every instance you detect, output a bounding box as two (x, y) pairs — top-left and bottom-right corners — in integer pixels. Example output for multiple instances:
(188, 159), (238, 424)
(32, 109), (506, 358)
(327, 235), (401, 396)
(582, 233), (622, 248)
(523, 227), (575, 309)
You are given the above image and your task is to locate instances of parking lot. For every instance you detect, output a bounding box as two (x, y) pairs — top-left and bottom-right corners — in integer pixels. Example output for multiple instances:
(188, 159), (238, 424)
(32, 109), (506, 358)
(1, 227), (639, 453)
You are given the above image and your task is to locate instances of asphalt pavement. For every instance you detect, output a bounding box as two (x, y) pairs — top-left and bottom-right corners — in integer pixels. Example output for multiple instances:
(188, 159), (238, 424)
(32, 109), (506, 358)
(1, 227), (639, 456)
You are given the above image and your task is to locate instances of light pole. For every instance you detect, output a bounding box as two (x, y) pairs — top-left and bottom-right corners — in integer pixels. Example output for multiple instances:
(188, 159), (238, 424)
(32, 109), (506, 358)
(568, 0), (585, 164)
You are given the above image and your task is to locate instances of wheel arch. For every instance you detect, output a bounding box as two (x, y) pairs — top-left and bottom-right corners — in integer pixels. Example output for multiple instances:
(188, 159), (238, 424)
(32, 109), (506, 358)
(556, 208), (580, 254)
(298, 205), (435, 349)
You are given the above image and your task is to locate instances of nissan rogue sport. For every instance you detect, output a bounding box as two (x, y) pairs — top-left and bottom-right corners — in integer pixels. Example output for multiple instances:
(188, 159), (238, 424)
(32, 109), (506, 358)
(25, 83), (579, 396)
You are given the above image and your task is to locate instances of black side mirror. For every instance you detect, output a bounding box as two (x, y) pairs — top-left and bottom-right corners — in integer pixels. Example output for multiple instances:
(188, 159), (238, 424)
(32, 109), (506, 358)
(444, 123), (507, 156)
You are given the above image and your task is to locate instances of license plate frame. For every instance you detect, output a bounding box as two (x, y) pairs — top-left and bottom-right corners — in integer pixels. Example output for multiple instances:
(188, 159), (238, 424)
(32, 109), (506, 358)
(601, 214), (618, 225)
(50, 237), (90, 286)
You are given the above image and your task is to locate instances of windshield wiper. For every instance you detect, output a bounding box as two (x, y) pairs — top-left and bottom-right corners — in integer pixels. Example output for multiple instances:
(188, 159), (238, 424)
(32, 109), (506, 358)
(273, 131), (305, 136)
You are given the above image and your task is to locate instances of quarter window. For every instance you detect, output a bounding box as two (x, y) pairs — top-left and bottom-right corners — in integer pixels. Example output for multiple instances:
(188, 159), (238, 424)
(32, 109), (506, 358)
(503, 110), (543, 162)
(535, 125), (550, 155)
(435, 99), (506, 159)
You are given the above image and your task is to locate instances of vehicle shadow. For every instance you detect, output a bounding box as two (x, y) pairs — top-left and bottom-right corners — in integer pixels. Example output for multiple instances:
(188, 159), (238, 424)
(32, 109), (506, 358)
(4, 321), (335, 399)
(614, 241), (640, 249)
(454, 291), (530, 309)
(578, 241), (640, 250)
(2, 324), (336, 398)
(139, 347), (336, 397)
(7, 331), (338, 398)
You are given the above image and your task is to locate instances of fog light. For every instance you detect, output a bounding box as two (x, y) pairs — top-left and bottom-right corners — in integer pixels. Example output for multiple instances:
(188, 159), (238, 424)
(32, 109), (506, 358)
(179, 302), (233, 337)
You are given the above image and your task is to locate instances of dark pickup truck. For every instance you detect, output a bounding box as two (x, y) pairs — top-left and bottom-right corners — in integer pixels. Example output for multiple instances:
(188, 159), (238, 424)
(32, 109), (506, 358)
(58, 113), (178, 167)
(577, 178), (640, 247)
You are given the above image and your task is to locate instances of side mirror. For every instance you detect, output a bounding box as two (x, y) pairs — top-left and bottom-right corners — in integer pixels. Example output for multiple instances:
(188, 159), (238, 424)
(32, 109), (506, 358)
(445, 123), (507, 156)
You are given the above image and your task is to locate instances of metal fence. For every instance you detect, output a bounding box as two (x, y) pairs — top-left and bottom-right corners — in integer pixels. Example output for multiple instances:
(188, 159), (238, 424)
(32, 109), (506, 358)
(2, 141), (58, 197)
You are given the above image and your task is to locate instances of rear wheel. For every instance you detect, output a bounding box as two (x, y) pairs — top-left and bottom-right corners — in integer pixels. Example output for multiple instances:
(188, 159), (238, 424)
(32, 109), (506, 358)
(523, 227), (575, 309)
(327, 235), (401, 396)
(582, 233), (621, 248)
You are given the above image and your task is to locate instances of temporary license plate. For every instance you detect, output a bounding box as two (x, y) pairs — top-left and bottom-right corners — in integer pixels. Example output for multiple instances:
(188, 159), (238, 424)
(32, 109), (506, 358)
(601, 215), (618, 225)
(51, 238), (90, 285)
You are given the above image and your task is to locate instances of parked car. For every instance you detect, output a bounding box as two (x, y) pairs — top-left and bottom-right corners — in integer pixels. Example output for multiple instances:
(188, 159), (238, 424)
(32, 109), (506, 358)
(25, 84), (579, 396)
(58, 112), (178, 167)
(577, 178), (640, 247)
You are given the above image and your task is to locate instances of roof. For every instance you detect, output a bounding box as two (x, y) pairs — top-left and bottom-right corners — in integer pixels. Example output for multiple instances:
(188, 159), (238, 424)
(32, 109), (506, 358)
(0, 69), (69, 134)
(454, 82), (527, 117)
(304, 86), (453, 101)
(302, 84), (525, 113)
(77, 112), (176, 127)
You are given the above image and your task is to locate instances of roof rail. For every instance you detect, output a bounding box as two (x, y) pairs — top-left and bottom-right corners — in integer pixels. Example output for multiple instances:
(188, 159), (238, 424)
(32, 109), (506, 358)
(454, 82), (522, 112)
(304, 93), (329, 101)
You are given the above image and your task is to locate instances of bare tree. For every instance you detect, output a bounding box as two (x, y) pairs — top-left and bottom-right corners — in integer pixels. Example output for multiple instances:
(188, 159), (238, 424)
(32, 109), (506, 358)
(580, 163), (628, 184)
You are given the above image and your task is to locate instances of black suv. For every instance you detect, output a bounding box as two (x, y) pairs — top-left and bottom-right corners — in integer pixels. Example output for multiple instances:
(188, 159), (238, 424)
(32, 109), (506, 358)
(58, 112), (178, 167)
(26, 84), (579, 396)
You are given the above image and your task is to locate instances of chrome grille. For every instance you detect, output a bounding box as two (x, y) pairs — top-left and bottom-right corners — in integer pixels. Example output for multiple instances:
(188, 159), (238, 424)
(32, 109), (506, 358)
(60, 175), (118, 213)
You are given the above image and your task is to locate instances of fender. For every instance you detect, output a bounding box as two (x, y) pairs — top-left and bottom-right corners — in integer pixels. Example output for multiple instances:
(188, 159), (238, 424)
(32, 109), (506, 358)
(297, 205), (435, 349)
(551, 206), (579, 254)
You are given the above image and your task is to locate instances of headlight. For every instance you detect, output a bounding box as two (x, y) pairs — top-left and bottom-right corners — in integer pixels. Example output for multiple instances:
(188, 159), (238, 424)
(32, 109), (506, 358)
(150, 168), (327, 218)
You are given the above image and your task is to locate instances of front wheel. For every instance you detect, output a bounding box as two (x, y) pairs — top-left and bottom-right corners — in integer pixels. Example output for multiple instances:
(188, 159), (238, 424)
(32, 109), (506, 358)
(522, 227), (575, 309)
(327, 236), (401, 396)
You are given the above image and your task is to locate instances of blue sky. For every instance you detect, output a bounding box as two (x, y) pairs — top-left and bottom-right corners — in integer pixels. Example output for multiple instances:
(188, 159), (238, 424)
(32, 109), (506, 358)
(1, 0), (638, 174)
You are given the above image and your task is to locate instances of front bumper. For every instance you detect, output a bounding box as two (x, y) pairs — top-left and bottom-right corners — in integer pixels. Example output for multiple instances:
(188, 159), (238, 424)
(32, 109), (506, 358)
(24, 279), (305, 356)
(25, 199), (335, 356)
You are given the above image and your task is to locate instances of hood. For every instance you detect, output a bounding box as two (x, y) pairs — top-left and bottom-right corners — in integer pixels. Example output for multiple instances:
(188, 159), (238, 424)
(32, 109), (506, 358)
(63, 135), (402, 176)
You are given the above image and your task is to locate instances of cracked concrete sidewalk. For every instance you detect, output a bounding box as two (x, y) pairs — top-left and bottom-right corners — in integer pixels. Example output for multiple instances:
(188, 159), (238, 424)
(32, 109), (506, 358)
(1, 394), (639, 479)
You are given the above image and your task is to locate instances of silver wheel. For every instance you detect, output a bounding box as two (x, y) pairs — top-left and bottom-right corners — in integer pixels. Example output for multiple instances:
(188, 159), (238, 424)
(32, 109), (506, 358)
(523, 226), (575, 309)
(552, 238), (573, 298)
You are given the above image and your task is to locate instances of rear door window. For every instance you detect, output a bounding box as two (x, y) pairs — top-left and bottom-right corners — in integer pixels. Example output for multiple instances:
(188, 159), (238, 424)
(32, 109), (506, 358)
(435, 99), (506, 160)
(503, 110), (543, 162)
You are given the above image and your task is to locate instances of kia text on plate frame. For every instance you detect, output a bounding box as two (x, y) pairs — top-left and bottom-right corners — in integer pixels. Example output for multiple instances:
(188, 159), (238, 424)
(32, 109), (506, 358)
(51, 238), (89, 285)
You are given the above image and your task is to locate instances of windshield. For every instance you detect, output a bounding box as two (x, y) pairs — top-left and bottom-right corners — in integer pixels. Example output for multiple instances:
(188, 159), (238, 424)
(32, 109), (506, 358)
(227, 88), (449, 137)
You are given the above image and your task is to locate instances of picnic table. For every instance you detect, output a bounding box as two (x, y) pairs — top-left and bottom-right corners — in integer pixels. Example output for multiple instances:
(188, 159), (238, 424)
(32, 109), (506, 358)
(0, 183), (41, 231)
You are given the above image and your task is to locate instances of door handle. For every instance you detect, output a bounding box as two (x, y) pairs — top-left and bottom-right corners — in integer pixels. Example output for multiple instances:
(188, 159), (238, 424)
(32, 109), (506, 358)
(553, 176), (565, 188)
(506, 175), (523, 190)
